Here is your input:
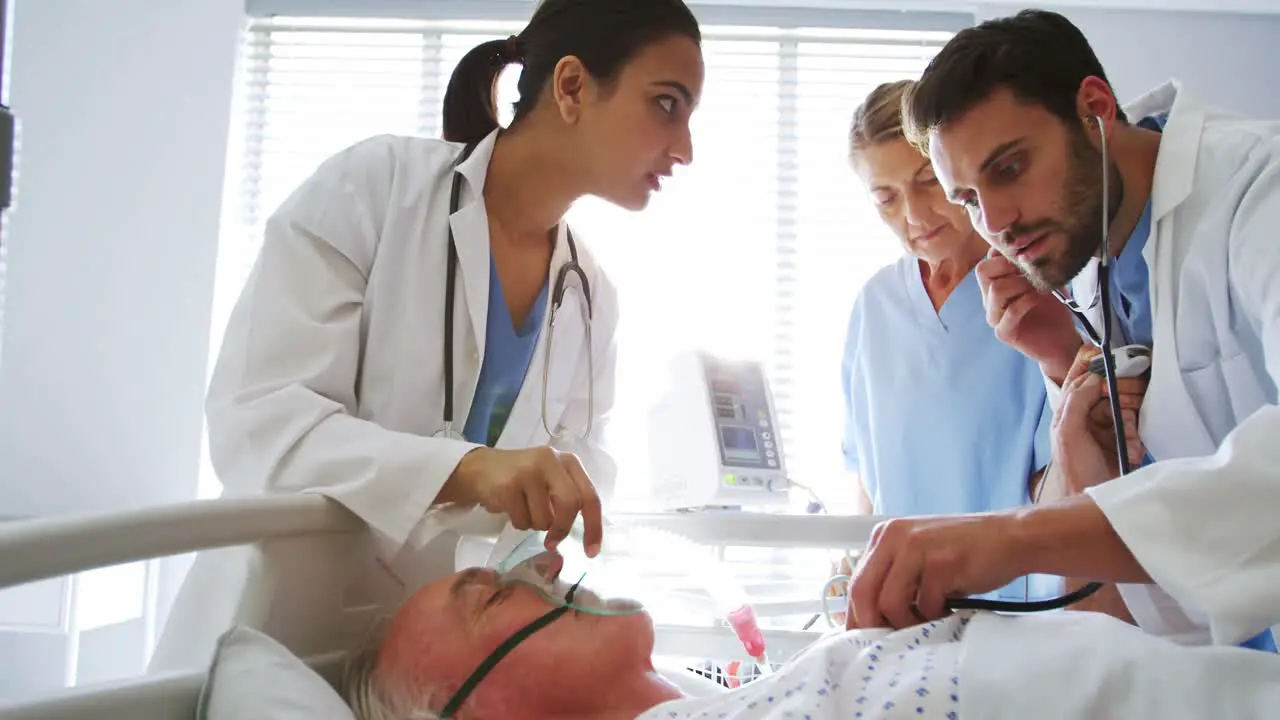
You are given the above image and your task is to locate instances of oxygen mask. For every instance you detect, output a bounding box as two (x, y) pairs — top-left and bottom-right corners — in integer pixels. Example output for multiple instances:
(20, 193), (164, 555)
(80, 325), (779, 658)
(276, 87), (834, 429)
(496, 536), (646, 616)
(495, 521), (764, 649)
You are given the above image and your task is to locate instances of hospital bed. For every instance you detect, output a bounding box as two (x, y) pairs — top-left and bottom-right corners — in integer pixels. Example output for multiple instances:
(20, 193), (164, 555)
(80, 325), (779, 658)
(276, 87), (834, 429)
(0, 494), (881, 719)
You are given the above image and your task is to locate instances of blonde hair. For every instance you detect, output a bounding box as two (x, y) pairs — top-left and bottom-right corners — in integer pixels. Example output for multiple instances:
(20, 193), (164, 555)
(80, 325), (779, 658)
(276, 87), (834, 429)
(848, 79), (916, 161)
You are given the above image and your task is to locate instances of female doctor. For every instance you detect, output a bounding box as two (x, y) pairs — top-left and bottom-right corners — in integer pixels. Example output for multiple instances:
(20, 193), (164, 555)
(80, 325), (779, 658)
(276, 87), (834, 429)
(151, 0), (705, 671)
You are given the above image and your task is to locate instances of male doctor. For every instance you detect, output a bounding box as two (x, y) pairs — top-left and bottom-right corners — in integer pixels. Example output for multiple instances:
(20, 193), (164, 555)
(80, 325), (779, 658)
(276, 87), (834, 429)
(846, 9), (1280, 652)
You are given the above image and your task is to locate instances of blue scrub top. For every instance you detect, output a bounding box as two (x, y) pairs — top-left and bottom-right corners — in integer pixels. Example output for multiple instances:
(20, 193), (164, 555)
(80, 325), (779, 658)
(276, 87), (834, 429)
(841, 254), (1057, 602)
(463, 257), (549, 447)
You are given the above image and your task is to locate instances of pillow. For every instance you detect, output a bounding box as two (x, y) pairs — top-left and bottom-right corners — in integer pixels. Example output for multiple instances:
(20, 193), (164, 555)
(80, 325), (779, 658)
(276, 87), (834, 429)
(197, 625), (356, 720)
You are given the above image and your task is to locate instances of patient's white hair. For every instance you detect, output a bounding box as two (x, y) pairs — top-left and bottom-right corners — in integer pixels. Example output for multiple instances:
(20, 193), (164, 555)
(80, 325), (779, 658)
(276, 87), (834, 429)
(344, 644), (429, 720)
(343, 634), (476, 720)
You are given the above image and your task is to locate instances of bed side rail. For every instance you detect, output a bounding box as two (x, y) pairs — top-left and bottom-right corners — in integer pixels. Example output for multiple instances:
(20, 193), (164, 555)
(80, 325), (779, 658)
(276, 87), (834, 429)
(0, 494), (363, 591)
(610, 511), (886, 549)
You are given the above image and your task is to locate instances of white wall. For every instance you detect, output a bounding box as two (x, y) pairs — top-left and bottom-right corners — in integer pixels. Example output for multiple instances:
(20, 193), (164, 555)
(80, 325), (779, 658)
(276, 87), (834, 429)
(0, 0), (242, 519)
(976, 5), (1280, 118)
(0, 0), (242, 698)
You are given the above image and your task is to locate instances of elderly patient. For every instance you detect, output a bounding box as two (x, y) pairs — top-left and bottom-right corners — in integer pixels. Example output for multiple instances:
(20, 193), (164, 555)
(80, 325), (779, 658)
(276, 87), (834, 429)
(344, 551), (1280, 719)
(344, 551), (969, 719)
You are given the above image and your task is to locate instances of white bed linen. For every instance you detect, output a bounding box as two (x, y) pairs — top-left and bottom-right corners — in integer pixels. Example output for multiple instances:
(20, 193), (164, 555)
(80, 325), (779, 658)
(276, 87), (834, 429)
(638, 609), (1280, 719)
(640, 613), (969, 719)
(963, 610), (1280, 718)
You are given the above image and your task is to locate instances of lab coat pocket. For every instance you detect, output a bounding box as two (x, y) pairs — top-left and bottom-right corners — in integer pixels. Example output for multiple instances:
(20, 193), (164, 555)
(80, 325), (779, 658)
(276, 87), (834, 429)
(1219, 351), (1269, 426)
(1180, 352), (1260, 446)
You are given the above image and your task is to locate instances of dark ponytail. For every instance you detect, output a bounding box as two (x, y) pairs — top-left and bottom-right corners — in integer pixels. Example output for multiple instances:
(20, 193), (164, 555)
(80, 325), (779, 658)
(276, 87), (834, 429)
(442, 36), (521, 144)
(442, 0), (700, 145)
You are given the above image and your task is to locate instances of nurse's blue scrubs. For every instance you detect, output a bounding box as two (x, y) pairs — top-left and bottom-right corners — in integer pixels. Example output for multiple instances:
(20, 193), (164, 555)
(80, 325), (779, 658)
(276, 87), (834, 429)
(841, 254), (1059, 602)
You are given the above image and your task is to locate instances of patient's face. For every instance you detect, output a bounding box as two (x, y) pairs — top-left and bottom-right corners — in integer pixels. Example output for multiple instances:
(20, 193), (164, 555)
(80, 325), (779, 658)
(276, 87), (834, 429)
(376, 558), (657, 716)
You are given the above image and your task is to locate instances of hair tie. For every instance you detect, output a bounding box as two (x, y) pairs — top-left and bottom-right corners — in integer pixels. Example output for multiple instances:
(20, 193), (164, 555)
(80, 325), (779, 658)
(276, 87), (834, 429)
(505, 35), (522, 63)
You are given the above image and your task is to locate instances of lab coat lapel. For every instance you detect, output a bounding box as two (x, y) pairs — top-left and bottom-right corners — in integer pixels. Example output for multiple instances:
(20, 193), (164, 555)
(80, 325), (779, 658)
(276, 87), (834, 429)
(498, 223), (586, 449)
(449, 203), (491, 361)
(1123, 80), (1217, 457)
(448, 131), (500, 366)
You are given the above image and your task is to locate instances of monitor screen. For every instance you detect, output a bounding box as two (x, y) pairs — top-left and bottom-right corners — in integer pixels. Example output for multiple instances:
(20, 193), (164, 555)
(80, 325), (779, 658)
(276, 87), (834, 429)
(719, 425), (759, 461)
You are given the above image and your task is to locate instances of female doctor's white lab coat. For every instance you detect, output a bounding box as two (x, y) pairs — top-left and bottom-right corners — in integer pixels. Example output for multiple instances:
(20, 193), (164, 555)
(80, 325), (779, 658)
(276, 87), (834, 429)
(150, 129), (620, 671)
(1058, 79), (1280, 647)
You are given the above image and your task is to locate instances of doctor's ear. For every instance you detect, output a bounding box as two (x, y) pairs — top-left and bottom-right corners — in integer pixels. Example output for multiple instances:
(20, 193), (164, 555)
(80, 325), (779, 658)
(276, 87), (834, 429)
(1078, 114), (1109, 144)
(1074, 76), (1122, 129)
(552, 56), (590, 124)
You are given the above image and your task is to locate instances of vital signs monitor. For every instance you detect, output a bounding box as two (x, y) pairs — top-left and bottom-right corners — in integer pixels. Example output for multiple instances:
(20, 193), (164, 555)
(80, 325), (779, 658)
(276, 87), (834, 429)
(648, 351), (790, 510)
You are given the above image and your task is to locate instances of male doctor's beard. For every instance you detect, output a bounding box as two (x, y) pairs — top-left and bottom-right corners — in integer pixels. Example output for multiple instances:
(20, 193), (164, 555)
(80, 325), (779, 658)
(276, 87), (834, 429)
(1017, 127), (1125, 292)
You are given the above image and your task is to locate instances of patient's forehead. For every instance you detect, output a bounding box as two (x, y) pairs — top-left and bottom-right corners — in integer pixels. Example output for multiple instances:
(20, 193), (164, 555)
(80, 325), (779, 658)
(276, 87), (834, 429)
(378, 570), (493, 672)
(409, 568), (495, 622)
(371, 572), (469, 699)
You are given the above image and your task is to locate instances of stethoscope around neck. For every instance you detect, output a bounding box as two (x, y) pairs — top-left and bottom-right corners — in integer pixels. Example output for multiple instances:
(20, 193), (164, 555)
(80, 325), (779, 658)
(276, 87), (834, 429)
(436, 138), (595, 445)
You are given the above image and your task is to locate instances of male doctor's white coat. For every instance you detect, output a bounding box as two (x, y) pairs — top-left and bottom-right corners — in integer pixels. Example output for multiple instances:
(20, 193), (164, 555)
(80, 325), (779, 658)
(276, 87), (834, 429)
(150, 129), (621, 671)
(1051, 79), (1280, 647)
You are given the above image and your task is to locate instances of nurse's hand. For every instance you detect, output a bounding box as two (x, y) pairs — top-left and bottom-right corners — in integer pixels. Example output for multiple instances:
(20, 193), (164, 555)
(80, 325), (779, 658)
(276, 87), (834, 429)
(441, 446), (604, 557)
(976, 248), (1081, 384)
(845, 514), (1025, 630)
(1054, 348), (1148, 493)
(1068, 345), (1148, 471)
(827, 555), (855, 626)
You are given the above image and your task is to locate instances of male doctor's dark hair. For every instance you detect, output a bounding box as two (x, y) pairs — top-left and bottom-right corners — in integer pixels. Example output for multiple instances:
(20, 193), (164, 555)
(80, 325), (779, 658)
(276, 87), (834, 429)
(902, 9), (1128, 152)
(442, 0), (702, 145)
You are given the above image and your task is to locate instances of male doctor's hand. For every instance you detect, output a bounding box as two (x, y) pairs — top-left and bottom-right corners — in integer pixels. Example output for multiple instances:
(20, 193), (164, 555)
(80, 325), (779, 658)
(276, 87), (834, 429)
(845, 514), (1027, 631)
(1053, 345), (1149, 494)
(441, 446), (604, 557)
(976, 248), (1082, 384)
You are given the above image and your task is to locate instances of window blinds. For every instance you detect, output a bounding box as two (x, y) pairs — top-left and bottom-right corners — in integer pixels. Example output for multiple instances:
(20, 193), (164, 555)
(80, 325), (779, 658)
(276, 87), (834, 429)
(216, 8), (957, 509)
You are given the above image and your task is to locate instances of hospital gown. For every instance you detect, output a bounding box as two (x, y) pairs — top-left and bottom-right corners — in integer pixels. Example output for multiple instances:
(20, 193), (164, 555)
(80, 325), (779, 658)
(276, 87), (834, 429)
(637, 613), (972, 719)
